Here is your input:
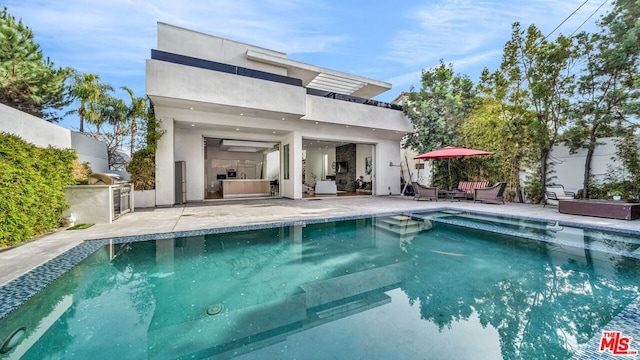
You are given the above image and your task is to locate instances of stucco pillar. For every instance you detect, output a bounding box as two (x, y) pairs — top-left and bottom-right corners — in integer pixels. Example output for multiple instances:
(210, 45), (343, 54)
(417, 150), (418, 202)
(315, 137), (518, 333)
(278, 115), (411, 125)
(155, 117), (175, 206)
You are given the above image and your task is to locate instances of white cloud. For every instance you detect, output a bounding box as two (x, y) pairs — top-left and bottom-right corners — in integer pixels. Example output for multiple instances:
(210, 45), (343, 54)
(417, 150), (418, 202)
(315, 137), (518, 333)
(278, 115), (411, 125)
(386, 0), (611, 67)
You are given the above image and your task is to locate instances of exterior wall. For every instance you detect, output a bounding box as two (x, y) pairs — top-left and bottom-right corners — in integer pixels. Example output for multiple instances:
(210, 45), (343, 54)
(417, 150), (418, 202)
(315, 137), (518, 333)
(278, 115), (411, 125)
(70, 132), (109, 173)
(304, 95), (412, 132)
(356, 144), (373, 182)
(0, 104), (108, 172)
(157, 23), (287, 75)
(550, 137), (631, 193)
(147, 60), (306, 117)
(281, 132), (302, 199)
(375, 140), (403, 195)
(175, 128), (205, 202)
(155, 110), (175, 206)
(64, 185), (114, 224)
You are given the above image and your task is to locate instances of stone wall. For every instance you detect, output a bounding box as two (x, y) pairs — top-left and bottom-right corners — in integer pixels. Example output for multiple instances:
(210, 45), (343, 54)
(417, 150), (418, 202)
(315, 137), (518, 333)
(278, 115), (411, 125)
(336, 143), (356, 191)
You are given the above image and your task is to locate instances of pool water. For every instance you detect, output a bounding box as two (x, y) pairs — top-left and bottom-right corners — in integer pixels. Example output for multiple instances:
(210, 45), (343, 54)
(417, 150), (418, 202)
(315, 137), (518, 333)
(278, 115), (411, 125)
(1, 215), (639, 359)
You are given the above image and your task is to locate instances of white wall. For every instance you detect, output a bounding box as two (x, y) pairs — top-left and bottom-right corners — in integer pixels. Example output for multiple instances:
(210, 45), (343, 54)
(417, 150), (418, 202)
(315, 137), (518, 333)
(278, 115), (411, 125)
(356, 144), (373, 182)
(550, 137), (633, 193)
(0, 104), (108, 172)
(375, 140), (402, 195)
(155, 111), (175, 206)
(175, 129), (204, 202)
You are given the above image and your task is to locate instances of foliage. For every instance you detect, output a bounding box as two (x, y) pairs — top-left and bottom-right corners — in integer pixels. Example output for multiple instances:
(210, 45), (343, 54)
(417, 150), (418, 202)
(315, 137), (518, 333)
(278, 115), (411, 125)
(66, 70), (113, 133)
(70, 159), (91, 185)
(127, 148), (156, 190)
(127, 103), (164, 190)
(0, 132), (76, 247)
(0, 7), (70, 122)
(403, 60), (476, 188)
(500, 23), (576, 203)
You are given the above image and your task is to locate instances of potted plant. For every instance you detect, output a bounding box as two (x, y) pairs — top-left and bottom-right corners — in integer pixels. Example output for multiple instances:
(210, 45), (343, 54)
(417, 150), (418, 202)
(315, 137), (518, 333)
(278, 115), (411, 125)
(611, 189), (622, 201)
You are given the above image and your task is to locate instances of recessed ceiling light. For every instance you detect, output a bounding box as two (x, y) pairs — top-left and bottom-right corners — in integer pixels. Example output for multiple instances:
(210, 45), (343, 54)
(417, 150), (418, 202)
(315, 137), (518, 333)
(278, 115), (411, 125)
(346, 125), (349, 128)
(189, 107), (194, 110)
(240, 113), (244, 116)
(191, 124), (195, 127)
(315, 121), (318, 125)
(272, 131), (276, 134)
(372, 128), (376, 131)
(281, 117), (285, 120)
(236, 128), (240, 131)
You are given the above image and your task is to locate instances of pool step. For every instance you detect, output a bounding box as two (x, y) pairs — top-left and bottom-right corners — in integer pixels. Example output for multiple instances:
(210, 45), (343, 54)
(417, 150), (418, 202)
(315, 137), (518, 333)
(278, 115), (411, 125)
(375, 216), (430, 238)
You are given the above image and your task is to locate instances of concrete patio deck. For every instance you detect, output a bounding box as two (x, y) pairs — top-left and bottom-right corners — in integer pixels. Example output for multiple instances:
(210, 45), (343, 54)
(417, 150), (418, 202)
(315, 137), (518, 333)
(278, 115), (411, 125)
(1, 195), (638, 287)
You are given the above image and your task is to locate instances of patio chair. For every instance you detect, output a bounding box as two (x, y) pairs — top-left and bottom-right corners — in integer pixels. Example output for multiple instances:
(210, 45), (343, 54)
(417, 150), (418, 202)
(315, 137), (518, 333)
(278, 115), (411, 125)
(412, 182), (438, 201)
(474, 182), (507, 204)
(544, 185), (575, 207)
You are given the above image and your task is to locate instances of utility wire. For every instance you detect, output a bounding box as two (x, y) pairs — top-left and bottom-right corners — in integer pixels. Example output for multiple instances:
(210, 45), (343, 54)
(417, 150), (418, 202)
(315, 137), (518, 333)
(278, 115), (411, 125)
(569, 0), (610, 36)
(544, 0), (590, 39)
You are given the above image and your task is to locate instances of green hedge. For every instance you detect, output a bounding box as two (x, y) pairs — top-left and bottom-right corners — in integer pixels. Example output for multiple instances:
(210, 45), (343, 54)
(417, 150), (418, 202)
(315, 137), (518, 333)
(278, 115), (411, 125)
(0, 132), (76, 247)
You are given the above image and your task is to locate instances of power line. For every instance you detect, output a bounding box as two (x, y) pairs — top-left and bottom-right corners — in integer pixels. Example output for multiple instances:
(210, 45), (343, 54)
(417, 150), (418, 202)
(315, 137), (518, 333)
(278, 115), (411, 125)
(544, 0), (590, 40)
(570, 0), (610, 36)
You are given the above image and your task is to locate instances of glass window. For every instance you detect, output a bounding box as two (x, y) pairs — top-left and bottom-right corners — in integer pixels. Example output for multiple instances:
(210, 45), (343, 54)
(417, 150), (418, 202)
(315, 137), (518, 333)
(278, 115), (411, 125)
(283, 144), (290, 180)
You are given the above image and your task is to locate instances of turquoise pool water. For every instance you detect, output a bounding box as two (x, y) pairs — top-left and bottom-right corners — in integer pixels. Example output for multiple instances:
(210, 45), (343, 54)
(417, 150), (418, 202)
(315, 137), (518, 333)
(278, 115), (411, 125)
(1, 214), (639, 359)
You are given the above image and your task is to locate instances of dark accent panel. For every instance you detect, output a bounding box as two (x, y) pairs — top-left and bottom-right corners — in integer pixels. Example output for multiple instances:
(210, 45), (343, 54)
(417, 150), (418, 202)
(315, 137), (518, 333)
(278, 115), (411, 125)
(152, 49), (236, 74)
(236, 67), (302, 86)
(306, 88), (403, 111)
(151, 49), (302, 87)
(335, 144), (357, 191)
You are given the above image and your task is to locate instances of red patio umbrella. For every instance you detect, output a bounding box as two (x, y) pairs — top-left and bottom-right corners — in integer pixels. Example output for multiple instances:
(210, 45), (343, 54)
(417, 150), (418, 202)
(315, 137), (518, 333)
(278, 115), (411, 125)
(414, 146), (492, 160)
(413, 146), (492, 187)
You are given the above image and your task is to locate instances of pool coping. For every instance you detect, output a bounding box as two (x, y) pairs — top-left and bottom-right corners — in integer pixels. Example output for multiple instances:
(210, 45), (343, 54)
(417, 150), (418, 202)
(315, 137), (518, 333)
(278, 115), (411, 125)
(0, 207), (639, 358)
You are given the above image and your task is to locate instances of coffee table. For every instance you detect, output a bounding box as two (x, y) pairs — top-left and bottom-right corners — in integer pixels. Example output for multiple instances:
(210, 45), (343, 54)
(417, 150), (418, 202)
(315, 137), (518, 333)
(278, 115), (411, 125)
(558, 199), (640, 220)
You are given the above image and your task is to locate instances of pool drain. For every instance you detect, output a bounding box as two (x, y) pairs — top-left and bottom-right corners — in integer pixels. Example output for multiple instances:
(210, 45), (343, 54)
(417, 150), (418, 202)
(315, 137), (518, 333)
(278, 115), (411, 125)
(206, 304), (224, 316)
(0, 326), (26, 354)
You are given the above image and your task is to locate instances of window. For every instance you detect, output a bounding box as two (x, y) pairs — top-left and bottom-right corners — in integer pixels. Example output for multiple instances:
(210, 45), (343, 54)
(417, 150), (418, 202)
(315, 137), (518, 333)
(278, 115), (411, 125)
(283, 144), (290, 180)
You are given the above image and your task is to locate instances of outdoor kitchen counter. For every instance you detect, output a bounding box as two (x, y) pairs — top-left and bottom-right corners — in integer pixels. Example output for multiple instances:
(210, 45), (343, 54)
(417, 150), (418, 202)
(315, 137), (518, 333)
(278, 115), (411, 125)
(221, 179), (270, 198)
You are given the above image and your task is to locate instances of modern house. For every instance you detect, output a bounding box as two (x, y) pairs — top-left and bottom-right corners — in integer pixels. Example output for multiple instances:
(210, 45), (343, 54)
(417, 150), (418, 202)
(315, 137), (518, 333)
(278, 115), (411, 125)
(146, 23), (413, 206)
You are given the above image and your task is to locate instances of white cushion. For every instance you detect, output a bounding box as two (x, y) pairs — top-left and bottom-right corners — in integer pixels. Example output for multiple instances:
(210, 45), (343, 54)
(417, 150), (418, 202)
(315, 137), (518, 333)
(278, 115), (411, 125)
(546, 186), (573, 199)
(315, 181), (337, 194)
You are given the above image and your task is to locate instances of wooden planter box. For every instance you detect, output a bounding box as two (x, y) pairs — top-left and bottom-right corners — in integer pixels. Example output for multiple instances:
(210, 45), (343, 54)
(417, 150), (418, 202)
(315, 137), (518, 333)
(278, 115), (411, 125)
(558, 199), (640, 220)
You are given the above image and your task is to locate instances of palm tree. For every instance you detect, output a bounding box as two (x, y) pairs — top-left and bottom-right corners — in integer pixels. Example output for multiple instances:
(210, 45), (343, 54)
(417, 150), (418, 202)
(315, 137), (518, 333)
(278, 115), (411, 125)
(66, 71), (113, 132)
(122, 86), (147, 156)
(98, 93), (128, 149)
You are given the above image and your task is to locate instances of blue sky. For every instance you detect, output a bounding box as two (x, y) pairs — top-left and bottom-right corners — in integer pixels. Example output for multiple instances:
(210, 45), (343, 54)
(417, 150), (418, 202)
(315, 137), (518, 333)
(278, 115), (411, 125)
(5, 0), (610, 131)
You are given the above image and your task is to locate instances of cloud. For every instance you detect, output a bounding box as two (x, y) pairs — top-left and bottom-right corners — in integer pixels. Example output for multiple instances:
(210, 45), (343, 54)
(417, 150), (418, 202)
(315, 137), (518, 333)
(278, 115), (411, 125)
(385, 0), (611, 67)
(3, 0), (348, 79)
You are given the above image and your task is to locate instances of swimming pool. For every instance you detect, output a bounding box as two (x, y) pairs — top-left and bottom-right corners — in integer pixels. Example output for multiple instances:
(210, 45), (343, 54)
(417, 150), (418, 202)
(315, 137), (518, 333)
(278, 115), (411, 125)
(0, 211), (639, 359)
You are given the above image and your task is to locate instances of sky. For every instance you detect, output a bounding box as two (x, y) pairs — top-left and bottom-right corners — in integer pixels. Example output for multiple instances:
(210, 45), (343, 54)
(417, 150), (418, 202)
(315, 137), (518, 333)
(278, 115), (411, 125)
(5, 0), (612, 131)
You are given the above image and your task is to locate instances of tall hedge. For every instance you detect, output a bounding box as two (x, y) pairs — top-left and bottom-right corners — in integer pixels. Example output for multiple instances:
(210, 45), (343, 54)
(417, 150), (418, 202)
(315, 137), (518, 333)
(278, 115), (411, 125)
(0, 132), (76, 247)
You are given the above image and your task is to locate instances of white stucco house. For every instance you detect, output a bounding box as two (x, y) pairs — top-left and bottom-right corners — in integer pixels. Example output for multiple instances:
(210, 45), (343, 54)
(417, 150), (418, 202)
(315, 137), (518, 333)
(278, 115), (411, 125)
(146, 23), (413, 206)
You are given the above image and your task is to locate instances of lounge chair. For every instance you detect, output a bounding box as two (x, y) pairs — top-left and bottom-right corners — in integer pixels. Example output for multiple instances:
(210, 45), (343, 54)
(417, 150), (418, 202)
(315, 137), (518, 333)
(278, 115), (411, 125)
(474, 182), (507, 204)
(544, 185), (575, 207)
(412, 182), (438, 201)
(455, 181), (490, 200)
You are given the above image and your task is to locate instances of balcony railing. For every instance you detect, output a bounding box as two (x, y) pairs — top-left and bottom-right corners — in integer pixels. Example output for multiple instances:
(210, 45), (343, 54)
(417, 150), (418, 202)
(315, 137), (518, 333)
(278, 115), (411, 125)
(151, 49), (402, 111)
(306, 88), (402, 111)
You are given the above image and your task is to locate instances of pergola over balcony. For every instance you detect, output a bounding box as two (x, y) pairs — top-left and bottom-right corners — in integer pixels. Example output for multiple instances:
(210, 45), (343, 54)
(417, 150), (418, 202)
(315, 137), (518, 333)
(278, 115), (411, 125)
(246, 50), (391, 99)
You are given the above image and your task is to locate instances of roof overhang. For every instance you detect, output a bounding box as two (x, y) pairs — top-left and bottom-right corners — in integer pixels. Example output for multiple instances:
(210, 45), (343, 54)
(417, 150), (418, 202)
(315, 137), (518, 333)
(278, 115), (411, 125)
(246, 50), (391, 98)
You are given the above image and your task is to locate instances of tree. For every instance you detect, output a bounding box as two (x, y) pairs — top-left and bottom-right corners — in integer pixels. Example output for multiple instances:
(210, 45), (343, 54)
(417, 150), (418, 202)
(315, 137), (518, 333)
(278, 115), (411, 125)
(122, 86), (147, 156)
(565, 31), (639, 199)
(500, 23), (576, 202)
(460, 68), (537, 200)
(96, 93), (128, 170)
(66, 71), (113, 133)
(0, 7), (69, 121)
(403, 60), (476, 188)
